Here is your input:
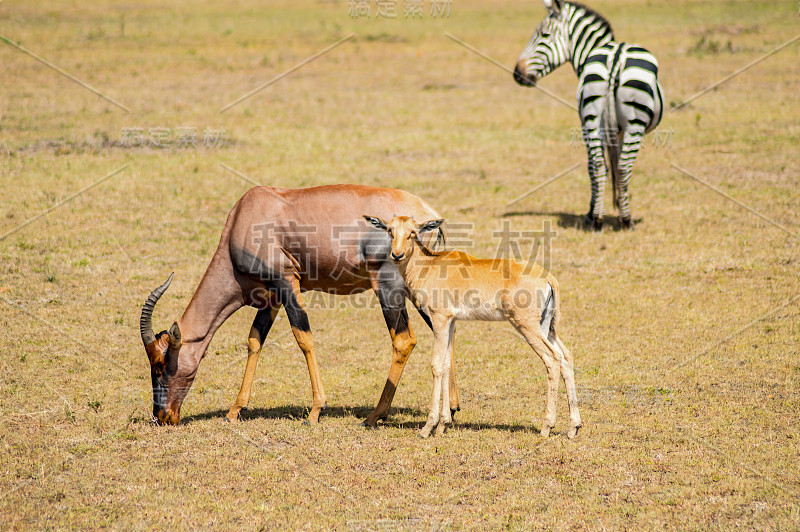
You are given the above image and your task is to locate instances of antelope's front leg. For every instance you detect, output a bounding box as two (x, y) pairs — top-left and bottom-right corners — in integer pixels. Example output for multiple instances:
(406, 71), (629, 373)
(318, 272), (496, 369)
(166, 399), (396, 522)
(226, 302), (281, 422)
(436, 320), (457, 435)
(420, 317), (454, 439)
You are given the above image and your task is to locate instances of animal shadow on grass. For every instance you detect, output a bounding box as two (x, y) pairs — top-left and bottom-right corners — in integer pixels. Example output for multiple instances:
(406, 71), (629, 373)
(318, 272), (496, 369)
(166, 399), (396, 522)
(502, 210), (643, 231)
(391, 419), (542, 434)
(181, 404), (425, 425)
(184, 406), (551, 434)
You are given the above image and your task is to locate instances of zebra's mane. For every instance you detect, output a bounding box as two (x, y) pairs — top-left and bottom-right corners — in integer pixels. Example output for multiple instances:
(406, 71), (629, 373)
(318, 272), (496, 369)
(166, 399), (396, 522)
(565, 2), (615, 40)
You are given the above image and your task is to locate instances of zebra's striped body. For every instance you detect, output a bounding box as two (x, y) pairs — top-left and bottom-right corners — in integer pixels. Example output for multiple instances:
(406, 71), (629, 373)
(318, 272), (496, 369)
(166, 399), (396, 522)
(514, 0), (664, 229)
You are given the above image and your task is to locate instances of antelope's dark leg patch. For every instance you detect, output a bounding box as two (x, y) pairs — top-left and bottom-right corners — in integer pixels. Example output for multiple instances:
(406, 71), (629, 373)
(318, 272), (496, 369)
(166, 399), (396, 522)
(226, 303), (282, 422)
(231, 246), (311, 332)
(363, 268), (418, 427)
(282, 294), (311, 333)
(416, 306), (433, 330)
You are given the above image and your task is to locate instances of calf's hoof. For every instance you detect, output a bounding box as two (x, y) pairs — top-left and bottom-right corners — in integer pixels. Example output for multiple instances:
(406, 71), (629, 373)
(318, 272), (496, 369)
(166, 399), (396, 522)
(419, 422), (436, 439)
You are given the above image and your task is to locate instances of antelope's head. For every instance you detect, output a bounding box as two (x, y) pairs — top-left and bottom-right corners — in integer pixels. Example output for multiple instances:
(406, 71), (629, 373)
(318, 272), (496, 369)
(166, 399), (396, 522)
(363, 215), (445, 264)
(139, 273), (182, 425)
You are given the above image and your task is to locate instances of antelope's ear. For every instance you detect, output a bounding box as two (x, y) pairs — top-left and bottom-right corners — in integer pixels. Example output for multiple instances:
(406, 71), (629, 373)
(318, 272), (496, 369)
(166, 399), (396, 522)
(363, 215), (388, 231)
(418, 219), (445, 234)
(168, 322), (182, 350)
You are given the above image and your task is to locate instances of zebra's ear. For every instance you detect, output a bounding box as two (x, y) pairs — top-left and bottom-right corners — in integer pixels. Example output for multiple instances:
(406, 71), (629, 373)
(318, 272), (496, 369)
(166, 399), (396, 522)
(543, 0), (562, 16)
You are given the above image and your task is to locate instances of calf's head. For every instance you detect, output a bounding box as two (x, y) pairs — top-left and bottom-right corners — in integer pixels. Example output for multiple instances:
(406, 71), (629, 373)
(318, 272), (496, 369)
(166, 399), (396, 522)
(139, 273), (183, 425)
(363, 215), (444, 264)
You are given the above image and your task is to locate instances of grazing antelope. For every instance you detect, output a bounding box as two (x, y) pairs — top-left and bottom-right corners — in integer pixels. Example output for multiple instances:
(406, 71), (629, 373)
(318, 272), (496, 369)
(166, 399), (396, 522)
(139, 184), (460, 426)
(363, 215), (581, 439)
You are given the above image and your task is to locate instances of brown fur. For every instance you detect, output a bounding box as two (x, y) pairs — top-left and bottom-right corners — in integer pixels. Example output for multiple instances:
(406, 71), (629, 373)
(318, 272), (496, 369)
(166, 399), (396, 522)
(140, 185), (456, 426)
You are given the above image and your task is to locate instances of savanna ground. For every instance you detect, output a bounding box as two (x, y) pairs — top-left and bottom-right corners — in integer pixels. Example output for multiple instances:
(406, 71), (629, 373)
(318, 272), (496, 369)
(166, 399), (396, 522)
(1, 0), (799, 529)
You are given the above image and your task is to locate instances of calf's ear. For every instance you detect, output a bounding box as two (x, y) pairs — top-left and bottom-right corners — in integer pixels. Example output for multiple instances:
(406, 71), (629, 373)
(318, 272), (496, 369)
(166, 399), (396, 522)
(418, 219), (445, 233)
(363, 215), (388, 231)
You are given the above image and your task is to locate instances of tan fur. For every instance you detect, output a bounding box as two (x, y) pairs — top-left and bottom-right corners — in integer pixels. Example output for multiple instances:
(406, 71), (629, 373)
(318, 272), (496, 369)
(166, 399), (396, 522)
(365, 215), (581, 439)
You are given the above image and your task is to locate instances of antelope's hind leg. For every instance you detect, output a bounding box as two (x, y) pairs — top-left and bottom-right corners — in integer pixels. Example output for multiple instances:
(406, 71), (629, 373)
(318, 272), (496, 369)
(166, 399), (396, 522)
(447, 323), (460, 418)
(509, 315), (560, 437)
(553, 334), (582, 438)
(280, 278), (327, 424)
(226, 296), (282, 422)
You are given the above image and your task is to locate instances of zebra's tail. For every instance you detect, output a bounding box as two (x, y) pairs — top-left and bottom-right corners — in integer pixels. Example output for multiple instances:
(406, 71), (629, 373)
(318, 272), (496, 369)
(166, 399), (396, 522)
(607, 128), (621, 210)
(604, 52), (622, 210)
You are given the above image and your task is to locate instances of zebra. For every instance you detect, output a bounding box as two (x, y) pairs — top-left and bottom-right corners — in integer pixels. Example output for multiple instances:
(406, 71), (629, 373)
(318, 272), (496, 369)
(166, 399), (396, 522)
(513, 0), (664, 230)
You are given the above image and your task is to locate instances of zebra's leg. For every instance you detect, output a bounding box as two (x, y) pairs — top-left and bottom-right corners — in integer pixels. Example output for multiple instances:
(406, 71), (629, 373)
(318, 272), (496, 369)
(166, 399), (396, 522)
(584, 137), (607, 231)
(617, 125), (646, 229)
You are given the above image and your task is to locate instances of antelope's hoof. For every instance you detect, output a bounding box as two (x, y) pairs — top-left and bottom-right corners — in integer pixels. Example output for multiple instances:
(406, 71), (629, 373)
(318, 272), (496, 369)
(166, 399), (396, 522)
(435, 423), (449, 436)
(540, 426), (552, 438)
(361, 411), (387, 428)
(450, 405), (460, 419)
(568, 425), (581, 440)
(306, 404), (326, 425)
(419, 424), (435, 439)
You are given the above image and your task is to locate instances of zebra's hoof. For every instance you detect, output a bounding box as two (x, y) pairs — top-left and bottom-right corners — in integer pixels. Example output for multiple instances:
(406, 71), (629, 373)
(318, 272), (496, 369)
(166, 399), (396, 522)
(620, 217), (634, 230)
(584, 213), (603, 232)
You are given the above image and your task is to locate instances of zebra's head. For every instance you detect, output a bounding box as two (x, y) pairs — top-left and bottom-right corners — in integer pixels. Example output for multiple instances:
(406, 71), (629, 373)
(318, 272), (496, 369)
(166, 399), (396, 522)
(514, 0), (614, 86)
(514, 0), (569, 86)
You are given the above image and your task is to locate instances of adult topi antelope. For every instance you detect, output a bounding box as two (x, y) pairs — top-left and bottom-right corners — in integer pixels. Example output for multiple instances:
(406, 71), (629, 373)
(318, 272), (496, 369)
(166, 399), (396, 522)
(363, 215), (581, 439)
(140, 184), (459, 426)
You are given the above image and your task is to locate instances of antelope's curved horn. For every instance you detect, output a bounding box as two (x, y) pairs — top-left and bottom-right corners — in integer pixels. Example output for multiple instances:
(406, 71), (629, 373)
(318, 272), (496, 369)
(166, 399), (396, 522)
(140, 273), (174, 346)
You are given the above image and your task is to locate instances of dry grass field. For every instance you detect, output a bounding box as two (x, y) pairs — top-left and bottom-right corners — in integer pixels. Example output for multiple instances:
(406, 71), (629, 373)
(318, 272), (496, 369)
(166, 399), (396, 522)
(1, 0), (799, 529)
